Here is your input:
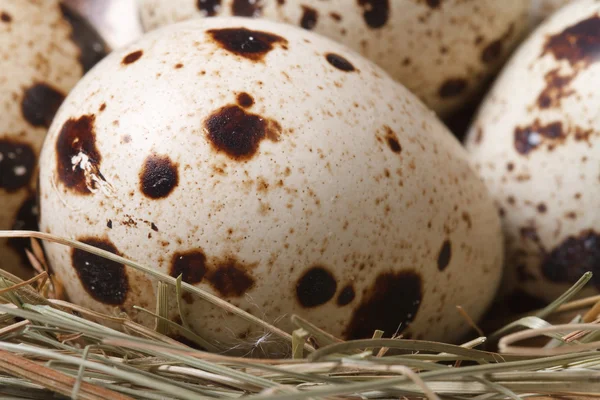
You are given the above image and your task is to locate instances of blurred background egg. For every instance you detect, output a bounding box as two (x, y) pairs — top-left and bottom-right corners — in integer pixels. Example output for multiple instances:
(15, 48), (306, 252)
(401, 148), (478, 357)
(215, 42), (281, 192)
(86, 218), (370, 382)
(0, 0), (107, 279)
(465, 0), (600, 309)
(137, 0), (529, 119)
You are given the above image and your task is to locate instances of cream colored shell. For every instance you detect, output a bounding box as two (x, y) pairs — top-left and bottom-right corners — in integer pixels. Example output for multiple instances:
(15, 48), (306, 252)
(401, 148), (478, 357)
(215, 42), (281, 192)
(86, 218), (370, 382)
(0, 0), (105, 279)
(465, 0), (600, 306)
(138, 0), (528, 117)
(39, 17), (502, 354)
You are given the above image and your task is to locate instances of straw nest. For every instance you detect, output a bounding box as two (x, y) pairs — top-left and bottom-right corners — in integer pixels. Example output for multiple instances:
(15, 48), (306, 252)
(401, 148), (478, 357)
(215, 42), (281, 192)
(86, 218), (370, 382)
(0, 230), (599, 400)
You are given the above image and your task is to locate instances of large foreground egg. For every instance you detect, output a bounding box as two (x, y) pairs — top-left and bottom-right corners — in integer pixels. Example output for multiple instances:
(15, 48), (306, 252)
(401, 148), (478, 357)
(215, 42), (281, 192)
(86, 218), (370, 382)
(0, 0), (107, 279)
(39, 17), (502, 353)
(466, 0), (600, 305)
(138, 0), (528, 117)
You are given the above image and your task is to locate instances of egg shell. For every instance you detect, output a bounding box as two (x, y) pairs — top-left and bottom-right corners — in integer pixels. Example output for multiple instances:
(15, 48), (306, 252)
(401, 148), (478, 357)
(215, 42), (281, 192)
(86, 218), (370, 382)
(39, 17), (503, 354)
(465, 0), (600, 307)
(137, 0), (528, 117)
(0, 0), (107, 279)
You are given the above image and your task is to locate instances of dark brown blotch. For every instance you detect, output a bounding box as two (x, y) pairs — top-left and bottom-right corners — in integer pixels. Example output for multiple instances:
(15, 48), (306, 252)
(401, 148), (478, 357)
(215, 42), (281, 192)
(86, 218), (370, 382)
(59, 3), (108, 73)
(357, 0), (390, 29)
(236, 92), (254, 108)
(542, 230), (600, 290)
(325, 53), (356, 72)
(296, 266), (337, 308)
(344, 271), (422, 339)
(207, 27), (287, 61)
(139, 154), (179, 199)
(384, 126), (401, 153)
(481, 39), (503, 64)
(425, 0), (441, 8)
(232, 0), (263, 16)
(55, 115), (101, 194)
(204, 104), (281, 161)
(337, 284), (355, 306)
(197, 0), (221, 16)
(170, 250), (207, 284)
(536, 69), (575, 109)
(542, 15), (600, 67)
(122, 50), (143, 65)
(1, 11), (12, 23)
(437, 240), (452, 271)
(300, 6), (318, 30)
(0, 140), (36, 192)
(439, 78), (468, 98)
(7, 195), (39, 265)
(21, 83), (65, 128)
(514, 120), (564, 155)
(71, 237), (129, 305)
(207, 259), (255, 297)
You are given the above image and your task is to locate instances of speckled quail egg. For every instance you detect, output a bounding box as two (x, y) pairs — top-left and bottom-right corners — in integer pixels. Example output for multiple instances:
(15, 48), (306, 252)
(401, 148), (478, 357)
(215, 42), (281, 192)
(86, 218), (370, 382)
(0, 0), (107, 279)
(137, 0), (528, 118)
(38, 17), (503, 354)
(465, 0), (600, 308)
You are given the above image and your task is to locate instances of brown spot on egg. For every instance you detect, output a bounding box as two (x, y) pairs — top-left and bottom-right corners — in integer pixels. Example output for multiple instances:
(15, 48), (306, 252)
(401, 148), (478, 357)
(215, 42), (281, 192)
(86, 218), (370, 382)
(182, 292), (194, 304)
(357, 0), (390, 29)
(21, 83), (65, 128)
(170, 250), (207, 284)
(300, 6), (318, 30)
(207, 28), (287, 61)
(330, 12), (342, 22)
(296, 266), (337, 308)
(174, 63), (184, 69)
(537, 203), (547, 213)
(438, 78), (468, 98)
(514, 120), (564, 155)
(208, 258), (255, 297)
(55, 115), (101, 194)
(122, 50), (143, 65)
(536, 69), (575, 109)
(1, 11), (11, 22)
(7, 195), (39, 265)
(325, 53), (356, 72)
(337, 284), (355, 306)
(344, 271), (422, 339)
(384, 126), (401, 153)
(204, 104), (281, 161)
(542, 15), (600, 68)
(197, 0), (221, 16)
(0, 139), (36, 191)
(437, 240), (452, 271)
(236, 92), (254, 108)
(425, 0), (441, 8)
(140, 154), (179, 199)
(107, 219), (112, 229)
(71, 237), (129, 305)
(542, 230), (600, 289)
(481, 39), (503, 64)
(232, 0), (262, 16)
(59, 3), (108, 73)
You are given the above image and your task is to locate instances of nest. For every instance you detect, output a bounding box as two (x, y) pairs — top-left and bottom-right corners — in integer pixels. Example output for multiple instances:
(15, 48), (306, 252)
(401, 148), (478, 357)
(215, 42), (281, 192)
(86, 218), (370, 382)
(0, 230), (599, 400)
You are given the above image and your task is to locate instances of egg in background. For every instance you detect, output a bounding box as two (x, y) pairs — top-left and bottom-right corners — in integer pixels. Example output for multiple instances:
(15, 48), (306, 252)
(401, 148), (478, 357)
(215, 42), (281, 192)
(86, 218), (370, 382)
(138, 0), (529, 118)
(466, 0), (600, 307)
(0, 0), (107, 279)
